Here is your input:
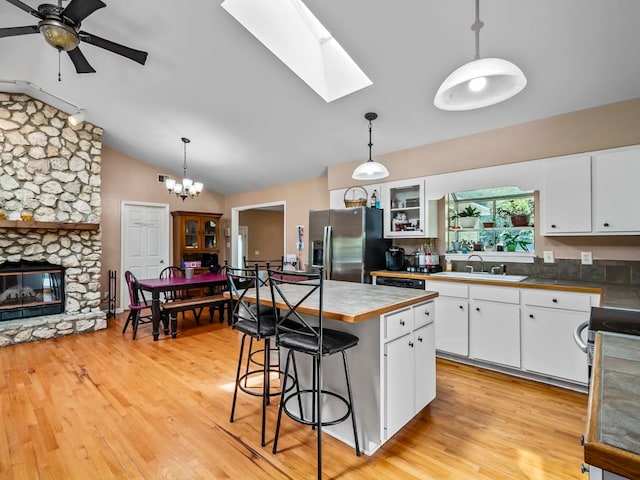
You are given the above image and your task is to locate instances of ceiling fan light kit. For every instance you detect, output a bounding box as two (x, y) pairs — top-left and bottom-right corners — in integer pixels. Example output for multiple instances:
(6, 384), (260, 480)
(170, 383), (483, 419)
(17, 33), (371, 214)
(352, 112), (390, 181)
(1, 0), (149, 76)
(434, 0), (526, 111)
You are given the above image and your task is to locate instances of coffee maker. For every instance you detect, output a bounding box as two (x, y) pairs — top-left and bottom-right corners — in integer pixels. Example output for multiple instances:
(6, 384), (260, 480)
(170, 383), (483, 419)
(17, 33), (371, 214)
(385, 246), (405, 271)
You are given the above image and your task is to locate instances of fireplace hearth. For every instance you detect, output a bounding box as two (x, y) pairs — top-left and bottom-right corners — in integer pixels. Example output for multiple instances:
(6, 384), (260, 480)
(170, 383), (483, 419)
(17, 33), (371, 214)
(0, 261), (65, 322)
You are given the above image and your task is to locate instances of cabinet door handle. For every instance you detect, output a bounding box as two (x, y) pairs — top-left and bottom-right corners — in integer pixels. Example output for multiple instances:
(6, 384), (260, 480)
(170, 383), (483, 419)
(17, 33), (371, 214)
(475, 307), (480, 312)
(400, 319), (405, 326)
(425, 311), (430, 316)
(529, 314), (534, 319)
(417, 337), (423, 342)
(603, 222), (610, 227)
(550, 224), (556, 228)
(409, 341), (414, 348)
(552, 298), (558, 303)
(458, 305), (464, 310)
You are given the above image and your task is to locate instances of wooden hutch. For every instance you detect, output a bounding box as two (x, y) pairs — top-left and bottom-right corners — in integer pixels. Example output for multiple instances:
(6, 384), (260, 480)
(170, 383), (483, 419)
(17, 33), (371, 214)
(171, 211), (223, 273)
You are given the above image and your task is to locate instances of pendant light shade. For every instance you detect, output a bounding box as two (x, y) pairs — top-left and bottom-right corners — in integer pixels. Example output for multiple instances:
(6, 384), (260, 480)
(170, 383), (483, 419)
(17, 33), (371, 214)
(434, 0), (526, 111)
(352, 112), (389, 181)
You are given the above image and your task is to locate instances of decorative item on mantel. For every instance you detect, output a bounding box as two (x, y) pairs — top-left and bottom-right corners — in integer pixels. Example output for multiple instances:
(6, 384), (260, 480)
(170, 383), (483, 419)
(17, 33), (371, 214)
(165, 137), (204, 201)
(352, 112), (390, 181)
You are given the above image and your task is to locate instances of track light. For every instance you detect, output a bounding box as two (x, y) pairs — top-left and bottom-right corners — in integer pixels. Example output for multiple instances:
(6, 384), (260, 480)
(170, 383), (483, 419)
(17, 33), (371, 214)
(68, 110), (86, 126)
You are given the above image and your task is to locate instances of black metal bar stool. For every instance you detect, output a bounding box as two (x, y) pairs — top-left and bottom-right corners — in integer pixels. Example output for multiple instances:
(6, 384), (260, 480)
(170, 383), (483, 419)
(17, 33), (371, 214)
(227, 263), (294, 447)
(268, 267), (361, 480)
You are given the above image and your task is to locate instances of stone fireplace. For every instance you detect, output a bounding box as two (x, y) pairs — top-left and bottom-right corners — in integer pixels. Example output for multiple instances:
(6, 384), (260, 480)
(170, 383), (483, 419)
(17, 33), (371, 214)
(0, 92), (106, 347)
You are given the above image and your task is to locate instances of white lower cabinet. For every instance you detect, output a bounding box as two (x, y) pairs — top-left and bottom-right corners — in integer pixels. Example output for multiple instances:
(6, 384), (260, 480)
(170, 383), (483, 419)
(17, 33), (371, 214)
(520, 290), (596, 384)
(384, 301), (435, 440)
(424, 279), (601, 387)
(469, 286), (520, 368)
(426, 281), (469, 356)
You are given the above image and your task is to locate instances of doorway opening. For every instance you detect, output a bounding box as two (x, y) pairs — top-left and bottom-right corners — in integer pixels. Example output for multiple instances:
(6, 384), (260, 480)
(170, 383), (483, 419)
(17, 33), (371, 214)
(230, 201), (286, 269)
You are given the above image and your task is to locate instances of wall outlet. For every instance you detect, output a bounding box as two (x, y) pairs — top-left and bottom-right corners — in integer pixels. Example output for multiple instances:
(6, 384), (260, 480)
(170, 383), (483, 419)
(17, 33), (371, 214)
(543, 250), (554, 263)
(581, 251), (593, 265)
(254, 250), (260, 255)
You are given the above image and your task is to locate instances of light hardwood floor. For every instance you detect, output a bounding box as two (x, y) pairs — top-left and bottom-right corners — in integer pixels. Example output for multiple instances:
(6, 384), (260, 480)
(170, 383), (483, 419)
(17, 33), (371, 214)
(0, 311), (588, 479)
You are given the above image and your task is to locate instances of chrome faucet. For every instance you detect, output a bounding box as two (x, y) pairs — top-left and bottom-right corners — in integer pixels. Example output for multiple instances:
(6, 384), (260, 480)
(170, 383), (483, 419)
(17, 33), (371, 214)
(466, 254), (484, 273)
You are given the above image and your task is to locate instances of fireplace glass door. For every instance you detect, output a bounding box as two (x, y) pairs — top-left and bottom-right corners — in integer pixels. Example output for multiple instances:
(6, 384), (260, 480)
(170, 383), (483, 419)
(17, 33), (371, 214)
(0, 262), (65, 321)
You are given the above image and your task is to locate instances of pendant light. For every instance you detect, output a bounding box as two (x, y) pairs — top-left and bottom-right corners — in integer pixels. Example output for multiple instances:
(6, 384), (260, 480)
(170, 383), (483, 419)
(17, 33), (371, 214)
(165, 137), (204, 201)
(434, 0), (526, 111)
(352, 112), (389, 181)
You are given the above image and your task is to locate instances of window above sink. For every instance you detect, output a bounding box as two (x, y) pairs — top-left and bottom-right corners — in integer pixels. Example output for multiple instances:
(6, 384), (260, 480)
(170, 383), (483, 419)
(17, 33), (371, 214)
(446, 186), (535, 259)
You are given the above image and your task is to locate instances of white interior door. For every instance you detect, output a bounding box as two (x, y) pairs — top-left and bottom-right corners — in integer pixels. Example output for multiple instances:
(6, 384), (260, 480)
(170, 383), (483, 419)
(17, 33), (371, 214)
(121, 202), (169, 309)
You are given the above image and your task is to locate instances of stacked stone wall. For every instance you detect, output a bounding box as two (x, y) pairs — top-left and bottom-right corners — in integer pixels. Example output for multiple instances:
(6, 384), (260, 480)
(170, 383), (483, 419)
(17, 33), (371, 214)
(0, 92), (106, 346)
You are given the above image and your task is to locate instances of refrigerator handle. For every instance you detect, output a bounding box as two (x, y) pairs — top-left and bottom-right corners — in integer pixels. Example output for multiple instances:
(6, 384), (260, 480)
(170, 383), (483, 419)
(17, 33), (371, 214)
(322, 225), (332, 280)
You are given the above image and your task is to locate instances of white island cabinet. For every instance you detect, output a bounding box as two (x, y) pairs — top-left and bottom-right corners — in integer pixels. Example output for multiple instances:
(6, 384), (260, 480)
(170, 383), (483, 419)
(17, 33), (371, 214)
(384, 301), (435, 439)
(243, 280), (438, 455)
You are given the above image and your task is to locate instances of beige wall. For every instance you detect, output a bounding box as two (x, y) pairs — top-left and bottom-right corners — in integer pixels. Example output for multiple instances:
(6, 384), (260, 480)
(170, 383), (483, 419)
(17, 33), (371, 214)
(239, 209), (284, 262)
(100, 146), (225, 301)
(101, 96), (640, 293)
(329, 98), (640, 261)
(224, 177), (329, 269)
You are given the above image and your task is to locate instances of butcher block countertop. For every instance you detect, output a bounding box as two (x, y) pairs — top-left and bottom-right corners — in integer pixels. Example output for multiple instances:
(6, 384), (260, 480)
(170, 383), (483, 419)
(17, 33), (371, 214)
(584, 332), (640, 478)
(244, 280), (438, 323)
(371, 271), (640, 310)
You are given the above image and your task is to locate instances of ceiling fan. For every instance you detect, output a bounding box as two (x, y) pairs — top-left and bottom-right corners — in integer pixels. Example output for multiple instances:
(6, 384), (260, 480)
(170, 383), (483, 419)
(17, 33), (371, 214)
(0, 0), (148, 76)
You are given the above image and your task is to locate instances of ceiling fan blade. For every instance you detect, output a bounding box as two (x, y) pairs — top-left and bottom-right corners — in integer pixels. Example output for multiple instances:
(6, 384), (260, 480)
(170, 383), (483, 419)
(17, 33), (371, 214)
(0, 25), (39, 38)
(67, 47), (96, 74)
(79, 31), (148, 65)
(62, 0), (106, 25)
(5, 0), (44, 19)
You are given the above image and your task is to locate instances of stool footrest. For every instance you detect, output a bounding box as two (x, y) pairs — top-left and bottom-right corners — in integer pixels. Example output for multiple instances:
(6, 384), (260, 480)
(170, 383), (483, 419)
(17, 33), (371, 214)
(282, 389), (352, 428)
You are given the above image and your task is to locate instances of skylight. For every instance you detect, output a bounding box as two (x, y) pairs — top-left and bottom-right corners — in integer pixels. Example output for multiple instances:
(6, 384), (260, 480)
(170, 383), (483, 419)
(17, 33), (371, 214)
(221, 0), (372, 102)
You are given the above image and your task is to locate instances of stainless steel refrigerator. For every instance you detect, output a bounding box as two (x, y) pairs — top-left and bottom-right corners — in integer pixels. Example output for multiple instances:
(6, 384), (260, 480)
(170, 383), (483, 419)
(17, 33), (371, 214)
(309, 207), (391, 283)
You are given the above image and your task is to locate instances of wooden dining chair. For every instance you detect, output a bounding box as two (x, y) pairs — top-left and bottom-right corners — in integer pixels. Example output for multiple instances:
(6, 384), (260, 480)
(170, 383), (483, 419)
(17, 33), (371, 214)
(122, 270), (154, 340)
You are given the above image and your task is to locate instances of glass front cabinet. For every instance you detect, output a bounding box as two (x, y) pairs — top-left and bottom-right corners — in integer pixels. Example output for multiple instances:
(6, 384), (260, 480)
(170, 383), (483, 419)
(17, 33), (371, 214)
(171, 211), (222, 271)
(382, 179), (437, 238)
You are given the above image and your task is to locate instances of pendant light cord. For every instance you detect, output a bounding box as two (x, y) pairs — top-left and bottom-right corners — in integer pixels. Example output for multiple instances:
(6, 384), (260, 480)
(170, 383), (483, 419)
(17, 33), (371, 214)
(471, 0), (484, 60)
(368, 119), (373, 161)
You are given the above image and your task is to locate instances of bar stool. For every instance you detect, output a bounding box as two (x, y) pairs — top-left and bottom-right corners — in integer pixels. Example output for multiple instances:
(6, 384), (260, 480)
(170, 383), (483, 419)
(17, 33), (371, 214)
(268, 267), (361, 480)
(227, 263), (290, 447)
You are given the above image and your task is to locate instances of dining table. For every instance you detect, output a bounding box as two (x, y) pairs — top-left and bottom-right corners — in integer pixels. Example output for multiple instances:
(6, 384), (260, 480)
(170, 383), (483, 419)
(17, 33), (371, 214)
(137, 272), (228, 341)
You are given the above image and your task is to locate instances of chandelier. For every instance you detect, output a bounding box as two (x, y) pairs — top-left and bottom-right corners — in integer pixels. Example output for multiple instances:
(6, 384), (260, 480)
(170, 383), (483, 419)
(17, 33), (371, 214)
(165, 137), (204, 200)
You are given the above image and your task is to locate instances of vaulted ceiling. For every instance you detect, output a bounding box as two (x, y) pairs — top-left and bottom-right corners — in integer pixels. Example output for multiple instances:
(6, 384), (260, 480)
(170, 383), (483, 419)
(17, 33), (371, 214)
(2, 0), (639, 195)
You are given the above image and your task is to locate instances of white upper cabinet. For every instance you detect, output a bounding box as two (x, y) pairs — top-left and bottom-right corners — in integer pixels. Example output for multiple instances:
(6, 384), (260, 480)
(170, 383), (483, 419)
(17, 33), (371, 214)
(592, 147), (640, 233)
(541, 145), (640, 236)
(381, 179), (437, 238)
(541, 154), (592, 235)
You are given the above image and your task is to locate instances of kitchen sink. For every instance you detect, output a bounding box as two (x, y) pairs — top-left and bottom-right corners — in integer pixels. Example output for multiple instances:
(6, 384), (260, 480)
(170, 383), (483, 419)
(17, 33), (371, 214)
(429, 272), (528, 282)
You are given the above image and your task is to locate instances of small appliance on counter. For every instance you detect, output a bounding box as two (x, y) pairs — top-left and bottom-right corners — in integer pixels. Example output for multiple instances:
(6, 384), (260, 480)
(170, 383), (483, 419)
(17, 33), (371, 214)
(385, 246), (405, 271)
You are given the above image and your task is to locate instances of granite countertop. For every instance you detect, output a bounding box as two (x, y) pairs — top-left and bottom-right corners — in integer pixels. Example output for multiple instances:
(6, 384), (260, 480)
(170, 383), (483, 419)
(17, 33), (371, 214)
(246, 280), (438, 323)
(584, 332), (640, 478)
(371, 270), (640, 310)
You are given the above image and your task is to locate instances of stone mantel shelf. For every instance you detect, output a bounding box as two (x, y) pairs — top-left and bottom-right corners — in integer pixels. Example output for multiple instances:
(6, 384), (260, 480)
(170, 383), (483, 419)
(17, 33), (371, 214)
(0, 220), (99, 231)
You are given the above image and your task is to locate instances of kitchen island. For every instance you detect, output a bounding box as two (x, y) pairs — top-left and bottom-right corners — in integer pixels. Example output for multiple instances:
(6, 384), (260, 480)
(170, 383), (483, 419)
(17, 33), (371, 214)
(243, 280), (438, 455)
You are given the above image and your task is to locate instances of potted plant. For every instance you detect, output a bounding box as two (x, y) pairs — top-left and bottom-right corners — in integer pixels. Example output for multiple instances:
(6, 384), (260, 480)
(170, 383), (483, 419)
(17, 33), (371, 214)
(498, 199), (533, 227)
(451, 205), (481, 228)
(501, 231), (531, 252)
